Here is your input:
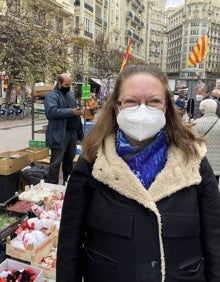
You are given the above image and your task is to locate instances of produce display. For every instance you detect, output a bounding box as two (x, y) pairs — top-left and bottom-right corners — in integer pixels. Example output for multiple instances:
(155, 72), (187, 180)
(1, 178), (66, 281)
(18, 181), (66, 203)
(10, 217), (53, 250)
(0, 214), (17, 233)
(5, 200), (33, 213)
(0, 267), (37, 282)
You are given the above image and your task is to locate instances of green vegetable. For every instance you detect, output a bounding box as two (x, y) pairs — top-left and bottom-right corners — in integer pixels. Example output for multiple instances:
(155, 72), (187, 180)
(0, 213), (17, 231)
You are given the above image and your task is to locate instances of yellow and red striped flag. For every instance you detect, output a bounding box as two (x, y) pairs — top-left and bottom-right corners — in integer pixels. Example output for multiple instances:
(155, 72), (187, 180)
(187, 33), (209, 67)
(120, 37), (133, 72)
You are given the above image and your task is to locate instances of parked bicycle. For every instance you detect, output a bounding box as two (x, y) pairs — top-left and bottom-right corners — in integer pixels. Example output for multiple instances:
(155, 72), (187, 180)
(0, 103), (7, 121)
(13, 103), (24, 119)
(6, 102), (16, 120)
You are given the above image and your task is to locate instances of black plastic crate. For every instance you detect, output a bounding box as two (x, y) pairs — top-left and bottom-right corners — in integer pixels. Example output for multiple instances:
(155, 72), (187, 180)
(0, 193), (19, 208)
(0, 209), (28, 243)
(0, 173), (20, 203)
(0, 241), (6, 263)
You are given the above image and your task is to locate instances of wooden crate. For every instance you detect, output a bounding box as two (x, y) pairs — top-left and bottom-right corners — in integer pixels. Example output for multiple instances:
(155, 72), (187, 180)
(0, 151), (29, 175)
(17, 148), (49, 163)
(6, 227), (56, 262)
(34, 85), (53, 97)
(31, 234), (58, 279)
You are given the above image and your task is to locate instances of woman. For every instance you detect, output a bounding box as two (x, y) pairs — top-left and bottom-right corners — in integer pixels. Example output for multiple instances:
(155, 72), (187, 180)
(57, 64), (220, 282)
(194, 99), (220, 184)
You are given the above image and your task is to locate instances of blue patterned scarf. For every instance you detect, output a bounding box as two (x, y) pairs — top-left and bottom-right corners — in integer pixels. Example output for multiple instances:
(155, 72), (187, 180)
(116, 129), (168, 189)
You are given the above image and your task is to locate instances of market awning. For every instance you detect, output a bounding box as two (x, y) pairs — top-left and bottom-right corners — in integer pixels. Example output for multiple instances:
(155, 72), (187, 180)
(90, 77), (101, 85)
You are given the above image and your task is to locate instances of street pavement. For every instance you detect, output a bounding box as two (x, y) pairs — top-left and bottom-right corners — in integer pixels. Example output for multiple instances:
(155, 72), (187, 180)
(0, 116), (48, 153)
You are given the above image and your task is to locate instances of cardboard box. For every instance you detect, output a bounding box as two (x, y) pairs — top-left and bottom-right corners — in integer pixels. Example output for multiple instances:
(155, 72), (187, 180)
(6, 228), (56, 262)
(0, 258), (44, 282)
(17, 148), (49, 163)
(0, 151), (29, 175)
(34, 85), (53, 97)
(36, 157), (50, 165)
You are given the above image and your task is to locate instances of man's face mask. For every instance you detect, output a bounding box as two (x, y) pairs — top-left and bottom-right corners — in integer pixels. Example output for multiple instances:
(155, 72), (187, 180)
(196, 94), (203, 101)
(60, 86), (70, 94)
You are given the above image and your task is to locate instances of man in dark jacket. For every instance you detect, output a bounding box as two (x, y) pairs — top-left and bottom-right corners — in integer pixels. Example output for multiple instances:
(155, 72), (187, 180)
(44, 73), (83, 184)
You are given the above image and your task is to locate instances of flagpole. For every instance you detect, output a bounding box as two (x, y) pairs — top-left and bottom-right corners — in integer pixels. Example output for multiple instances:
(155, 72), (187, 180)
(188, 71), (194, 123)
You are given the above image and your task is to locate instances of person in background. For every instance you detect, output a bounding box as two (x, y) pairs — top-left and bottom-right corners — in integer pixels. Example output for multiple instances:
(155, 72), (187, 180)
(194, 99), (220, 184)
(192, 82), (211, 119)
(174, 90), (189, 122)
(211, 88), (220, 100)
(211, 88), (220, 116)
(193, 82), (220, 119)
(44, 73), (84, 184)
(81, 93), (97, 122)
(56, 64), (220, 282)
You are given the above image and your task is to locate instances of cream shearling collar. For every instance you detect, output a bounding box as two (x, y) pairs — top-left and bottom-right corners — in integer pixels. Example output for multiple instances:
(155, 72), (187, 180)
(93, 134), (206, 208)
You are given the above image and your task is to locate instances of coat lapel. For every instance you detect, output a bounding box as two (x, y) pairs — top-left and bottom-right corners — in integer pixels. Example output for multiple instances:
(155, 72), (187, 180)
(92, 134), (207, 209)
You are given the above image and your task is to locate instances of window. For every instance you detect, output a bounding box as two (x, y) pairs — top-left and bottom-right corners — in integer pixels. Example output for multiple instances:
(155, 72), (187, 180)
(84, 17), (92, 33)
(74, 46), (83, 65)
(55, 17), (63, 33)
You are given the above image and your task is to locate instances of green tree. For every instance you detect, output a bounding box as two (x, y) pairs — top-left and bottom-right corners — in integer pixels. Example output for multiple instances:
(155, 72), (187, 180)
(89, 36), (147, 78)
(0, 0), (75, 98)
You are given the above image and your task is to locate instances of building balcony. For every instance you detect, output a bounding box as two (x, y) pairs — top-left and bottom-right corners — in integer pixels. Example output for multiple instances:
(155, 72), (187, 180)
(125, 29), (133, 37)
(131, 0), (141, 9)
(95, 17), (102, 25)
(139, 4), (145, 12)
(84, 30), (93, 39)
(134, 15), (140, 24)
(84, 3), (93, 12)
(126, 11), (133, 20)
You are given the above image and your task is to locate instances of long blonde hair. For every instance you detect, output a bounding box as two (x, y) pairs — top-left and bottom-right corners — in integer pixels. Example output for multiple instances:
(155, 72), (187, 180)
(82, 64), (205, 163)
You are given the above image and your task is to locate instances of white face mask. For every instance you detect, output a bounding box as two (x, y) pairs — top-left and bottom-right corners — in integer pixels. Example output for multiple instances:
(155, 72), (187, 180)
(117, 104), (166, 142)
(196, 94), (203, 101)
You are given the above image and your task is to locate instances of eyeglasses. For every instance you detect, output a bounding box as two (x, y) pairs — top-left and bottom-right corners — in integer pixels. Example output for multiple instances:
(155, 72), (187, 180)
(116, 97), (166, 110)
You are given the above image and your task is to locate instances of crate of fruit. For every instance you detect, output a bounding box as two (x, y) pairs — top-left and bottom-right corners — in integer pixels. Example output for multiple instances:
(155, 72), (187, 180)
(0, 209), (28, 243)
(6, 224), (56, 262)
(0, 258), (43, 282)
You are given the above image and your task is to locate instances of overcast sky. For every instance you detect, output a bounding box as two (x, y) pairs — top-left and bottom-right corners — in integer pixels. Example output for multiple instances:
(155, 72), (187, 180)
(166, 0), (184, 8)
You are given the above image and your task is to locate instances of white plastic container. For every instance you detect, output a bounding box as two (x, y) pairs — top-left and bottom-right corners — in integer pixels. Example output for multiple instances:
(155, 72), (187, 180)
(0, 258), (44, 281)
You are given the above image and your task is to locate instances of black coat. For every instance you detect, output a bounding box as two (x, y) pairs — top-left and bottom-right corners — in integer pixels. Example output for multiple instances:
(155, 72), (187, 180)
(57, 135), (220, 282)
